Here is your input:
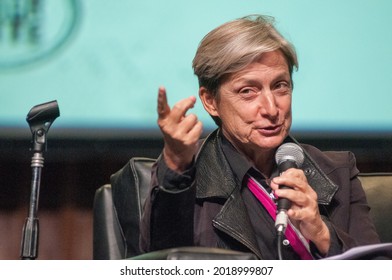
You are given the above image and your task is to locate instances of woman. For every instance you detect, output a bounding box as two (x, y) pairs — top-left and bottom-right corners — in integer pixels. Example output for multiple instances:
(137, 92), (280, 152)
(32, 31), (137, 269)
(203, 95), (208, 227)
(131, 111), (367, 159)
(119, 15), (380, 259)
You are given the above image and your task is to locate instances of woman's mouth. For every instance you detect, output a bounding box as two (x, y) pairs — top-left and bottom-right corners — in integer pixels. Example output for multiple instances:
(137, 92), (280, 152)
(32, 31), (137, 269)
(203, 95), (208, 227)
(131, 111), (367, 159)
(257, 124), (282, 136)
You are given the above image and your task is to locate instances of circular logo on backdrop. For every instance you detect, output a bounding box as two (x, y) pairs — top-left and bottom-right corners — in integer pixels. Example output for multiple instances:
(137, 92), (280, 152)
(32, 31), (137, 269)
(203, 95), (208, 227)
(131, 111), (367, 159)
(0, 0), (81, 70)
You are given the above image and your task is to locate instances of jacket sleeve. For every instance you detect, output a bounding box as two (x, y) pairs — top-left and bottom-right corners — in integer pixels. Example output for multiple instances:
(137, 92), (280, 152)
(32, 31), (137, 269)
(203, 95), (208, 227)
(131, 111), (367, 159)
(322, 151), (380, 255)
(139, 154), (197, 253)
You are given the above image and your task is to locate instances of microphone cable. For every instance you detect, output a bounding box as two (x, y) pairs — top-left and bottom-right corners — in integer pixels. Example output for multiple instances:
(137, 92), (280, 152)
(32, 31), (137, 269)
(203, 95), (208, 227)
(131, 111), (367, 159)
(277, 231), (284, 260)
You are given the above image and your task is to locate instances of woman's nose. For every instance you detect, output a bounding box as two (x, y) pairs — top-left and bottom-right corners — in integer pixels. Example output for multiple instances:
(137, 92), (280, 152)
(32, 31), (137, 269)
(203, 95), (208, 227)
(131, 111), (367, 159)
(259, 91), (279, 118)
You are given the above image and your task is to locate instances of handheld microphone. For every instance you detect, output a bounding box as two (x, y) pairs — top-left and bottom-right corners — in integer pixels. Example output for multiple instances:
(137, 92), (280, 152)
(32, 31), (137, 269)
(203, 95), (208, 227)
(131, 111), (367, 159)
(274, 143), (305, 234)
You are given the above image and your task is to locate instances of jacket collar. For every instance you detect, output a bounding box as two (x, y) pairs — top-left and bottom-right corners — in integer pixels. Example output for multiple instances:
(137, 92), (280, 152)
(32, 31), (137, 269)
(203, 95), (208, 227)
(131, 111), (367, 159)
(195, 129), (339, 204)
(195, 129), (237, 199)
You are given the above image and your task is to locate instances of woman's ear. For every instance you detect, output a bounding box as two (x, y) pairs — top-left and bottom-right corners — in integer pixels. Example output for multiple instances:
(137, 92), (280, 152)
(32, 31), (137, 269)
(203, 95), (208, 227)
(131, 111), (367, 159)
(199, 87), (219, 118)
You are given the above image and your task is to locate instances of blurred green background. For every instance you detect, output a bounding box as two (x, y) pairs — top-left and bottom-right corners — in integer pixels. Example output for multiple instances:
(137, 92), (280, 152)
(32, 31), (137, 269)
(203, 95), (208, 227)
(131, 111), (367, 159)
(1, 0), (391, 137)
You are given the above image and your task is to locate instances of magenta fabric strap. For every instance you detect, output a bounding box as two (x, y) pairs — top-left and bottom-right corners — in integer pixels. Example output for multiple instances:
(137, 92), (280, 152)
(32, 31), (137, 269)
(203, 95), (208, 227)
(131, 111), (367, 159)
(247, 175), (313, 260)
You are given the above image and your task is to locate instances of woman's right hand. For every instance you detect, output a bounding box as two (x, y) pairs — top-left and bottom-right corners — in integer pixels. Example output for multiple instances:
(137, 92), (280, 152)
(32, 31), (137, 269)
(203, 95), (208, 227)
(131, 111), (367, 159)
(157, 86), (203, 172)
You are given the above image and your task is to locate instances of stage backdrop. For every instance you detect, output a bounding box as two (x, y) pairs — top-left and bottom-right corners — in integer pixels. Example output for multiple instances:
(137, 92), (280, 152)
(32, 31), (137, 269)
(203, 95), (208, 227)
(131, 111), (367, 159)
(1, 0), (391, 138)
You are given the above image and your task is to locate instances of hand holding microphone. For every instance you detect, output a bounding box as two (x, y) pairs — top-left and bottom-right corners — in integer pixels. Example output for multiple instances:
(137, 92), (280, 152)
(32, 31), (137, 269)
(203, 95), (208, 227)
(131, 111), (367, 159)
(272, 143), (331, 256)
(273, 143), (305, 234)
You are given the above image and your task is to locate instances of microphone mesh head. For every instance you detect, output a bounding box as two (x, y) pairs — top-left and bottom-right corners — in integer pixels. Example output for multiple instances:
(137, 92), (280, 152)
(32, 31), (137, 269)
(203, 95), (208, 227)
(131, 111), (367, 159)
(275, 143), (305, 167)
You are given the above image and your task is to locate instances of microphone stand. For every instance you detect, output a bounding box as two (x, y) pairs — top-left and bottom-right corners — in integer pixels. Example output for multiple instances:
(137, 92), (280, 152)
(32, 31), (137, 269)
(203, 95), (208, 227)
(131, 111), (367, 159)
(20, 100), (60, 260)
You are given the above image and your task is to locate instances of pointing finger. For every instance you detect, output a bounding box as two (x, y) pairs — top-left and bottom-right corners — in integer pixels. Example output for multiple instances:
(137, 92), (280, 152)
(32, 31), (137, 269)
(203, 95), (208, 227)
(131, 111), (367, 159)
(157, 86), (170, 119)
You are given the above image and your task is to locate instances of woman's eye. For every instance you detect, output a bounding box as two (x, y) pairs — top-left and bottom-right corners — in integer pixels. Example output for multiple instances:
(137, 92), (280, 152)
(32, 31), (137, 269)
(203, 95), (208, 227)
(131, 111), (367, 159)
(274, 82), (292, 95)
(239, 88), (257, 94)
(276, 82), (289, 89)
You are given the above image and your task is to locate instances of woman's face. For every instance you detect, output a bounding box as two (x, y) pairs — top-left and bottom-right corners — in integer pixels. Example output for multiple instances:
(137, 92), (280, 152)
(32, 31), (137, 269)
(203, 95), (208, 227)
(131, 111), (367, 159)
(201, 50), (293, 158)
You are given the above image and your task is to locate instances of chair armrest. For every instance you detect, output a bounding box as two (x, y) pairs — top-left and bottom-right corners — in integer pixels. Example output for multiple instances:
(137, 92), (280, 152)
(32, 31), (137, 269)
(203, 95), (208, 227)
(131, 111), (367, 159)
(93, 184), (126, 259)
(130, 247), (257, 260)
(358, 173), (392, 243)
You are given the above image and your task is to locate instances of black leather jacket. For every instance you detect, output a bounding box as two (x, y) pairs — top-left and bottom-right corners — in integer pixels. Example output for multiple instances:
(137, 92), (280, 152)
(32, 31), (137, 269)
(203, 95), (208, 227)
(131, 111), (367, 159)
(139, 129), (380, 259)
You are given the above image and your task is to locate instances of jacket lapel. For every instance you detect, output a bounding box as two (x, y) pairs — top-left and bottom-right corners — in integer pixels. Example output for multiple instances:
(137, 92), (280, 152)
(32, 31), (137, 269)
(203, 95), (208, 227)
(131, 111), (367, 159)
(195, 130), (263, 258)
(288, 136), (339, 205)
(212, 189), (264, 259)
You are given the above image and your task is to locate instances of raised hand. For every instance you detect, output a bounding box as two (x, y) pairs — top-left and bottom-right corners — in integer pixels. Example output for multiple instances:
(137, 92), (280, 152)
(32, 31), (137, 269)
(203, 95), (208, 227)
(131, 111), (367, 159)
(157, 86), (203, 172)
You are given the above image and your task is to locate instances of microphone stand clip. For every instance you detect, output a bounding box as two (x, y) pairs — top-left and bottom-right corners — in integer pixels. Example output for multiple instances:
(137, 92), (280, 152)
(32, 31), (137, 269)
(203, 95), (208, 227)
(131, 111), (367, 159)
(20, 100), (60, 260)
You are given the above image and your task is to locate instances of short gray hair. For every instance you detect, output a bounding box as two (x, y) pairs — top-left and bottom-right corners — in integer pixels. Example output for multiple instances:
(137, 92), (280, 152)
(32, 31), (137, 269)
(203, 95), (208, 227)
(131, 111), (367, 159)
(193, 14), (298, 96)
